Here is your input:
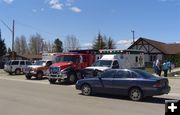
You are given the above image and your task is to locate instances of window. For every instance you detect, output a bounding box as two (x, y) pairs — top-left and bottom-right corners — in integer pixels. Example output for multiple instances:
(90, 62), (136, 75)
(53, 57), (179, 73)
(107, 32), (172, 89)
(20, 61), (25, 65)
(136, 56), (138, 63)
(112, 61), (119, 69)
(115, 70), (130, 78)
(101, 70), (116, 78)
(11, 61), (19, 65)
(26, 61), (32, 65)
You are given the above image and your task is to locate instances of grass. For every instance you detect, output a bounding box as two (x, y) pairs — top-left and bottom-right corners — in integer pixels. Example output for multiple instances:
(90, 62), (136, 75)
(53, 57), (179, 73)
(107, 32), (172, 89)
(168, 71), (180, 77)
(145, 68), (154, 74)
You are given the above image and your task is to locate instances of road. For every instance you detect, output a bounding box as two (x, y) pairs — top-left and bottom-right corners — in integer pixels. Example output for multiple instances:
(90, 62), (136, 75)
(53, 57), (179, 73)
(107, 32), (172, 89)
(0, 70), (180, 115)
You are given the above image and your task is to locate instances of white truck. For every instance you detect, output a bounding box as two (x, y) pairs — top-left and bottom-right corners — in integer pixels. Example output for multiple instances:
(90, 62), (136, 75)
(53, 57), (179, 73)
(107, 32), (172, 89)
(84, 49), (145, 76)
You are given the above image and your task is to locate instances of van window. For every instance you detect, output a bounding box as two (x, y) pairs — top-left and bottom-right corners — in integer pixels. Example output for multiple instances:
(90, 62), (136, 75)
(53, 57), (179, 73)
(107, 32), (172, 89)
(112, 61), (119, 69)
(11, 61), (19, 65)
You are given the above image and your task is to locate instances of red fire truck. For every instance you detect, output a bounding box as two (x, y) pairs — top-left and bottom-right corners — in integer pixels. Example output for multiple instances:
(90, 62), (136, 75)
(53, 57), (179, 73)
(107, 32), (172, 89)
(48, 50), (98, 84)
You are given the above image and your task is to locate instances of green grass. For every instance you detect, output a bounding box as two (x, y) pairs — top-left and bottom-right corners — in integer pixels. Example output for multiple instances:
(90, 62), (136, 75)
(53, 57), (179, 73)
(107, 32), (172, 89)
(168, 71), (180, 77)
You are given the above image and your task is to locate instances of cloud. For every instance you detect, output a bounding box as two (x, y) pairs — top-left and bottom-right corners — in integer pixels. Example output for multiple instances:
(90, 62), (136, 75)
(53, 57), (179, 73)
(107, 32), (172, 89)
(3, 0), (14, 4)
(49, 0), (63, 10)
(81, 43), (92, 48)
(32, 9), (37, 13)
(70, 6), (81, 13)
(116, 39), (135, 49)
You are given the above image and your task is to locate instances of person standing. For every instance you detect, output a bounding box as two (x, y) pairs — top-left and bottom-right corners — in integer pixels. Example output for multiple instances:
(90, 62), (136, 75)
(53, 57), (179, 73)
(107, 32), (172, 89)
(163, 60), (168, 77)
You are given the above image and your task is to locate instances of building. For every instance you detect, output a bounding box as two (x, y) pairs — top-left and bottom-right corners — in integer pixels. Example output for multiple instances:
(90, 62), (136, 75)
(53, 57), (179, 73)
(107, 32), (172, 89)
(128, 37), (180, 66)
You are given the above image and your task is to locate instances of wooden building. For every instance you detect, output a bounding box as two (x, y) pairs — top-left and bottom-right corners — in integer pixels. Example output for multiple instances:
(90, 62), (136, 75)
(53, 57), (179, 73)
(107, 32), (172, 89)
(128, 37), (180, 66)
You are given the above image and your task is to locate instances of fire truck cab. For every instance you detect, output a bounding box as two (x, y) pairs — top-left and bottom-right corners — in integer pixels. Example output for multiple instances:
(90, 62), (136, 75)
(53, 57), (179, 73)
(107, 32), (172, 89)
(48, 50), (97, 84)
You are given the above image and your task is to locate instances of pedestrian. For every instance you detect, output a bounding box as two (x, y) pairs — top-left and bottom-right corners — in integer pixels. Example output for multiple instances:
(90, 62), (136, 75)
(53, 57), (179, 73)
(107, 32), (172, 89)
(152, 60), (157, 74)
(167, 60), (172, 73)
(163, 60), (168, 77)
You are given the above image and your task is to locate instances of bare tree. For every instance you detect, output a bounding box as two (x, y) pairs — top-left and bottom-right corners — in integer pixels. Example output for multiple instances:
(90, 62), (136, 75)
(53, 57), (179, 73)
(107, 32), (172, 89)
(29, 33), (44, 54)
(15, 35), (29, 54)
(64, 35), (80, 52)
(15, 37), (21, 54)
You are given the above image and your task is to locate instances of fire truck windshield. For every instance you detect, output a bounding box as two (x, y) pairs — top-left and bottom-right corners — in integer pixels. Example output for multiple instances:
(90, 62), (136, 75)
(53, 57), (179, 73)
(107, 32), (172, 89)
(56, 55), (80, 63)
(93, 60), (112, 67)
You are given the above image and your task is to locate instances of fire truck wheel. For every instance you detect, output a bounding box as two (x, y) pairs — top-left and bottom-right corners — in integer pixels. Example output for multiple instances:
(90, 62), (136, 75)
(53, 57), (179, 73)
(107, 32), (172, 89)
(26, 75), (32, 80)
(36, 71), (43, 79)
(68, 73), (77, 84)
(48, 79), (56, 84)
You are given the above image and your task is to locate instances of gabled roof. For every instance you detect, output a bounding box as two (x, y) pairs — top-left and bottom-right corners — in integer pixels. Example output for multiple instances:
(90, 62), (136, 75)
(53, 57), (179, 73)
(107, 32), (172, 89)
(128, 37), (180, 54)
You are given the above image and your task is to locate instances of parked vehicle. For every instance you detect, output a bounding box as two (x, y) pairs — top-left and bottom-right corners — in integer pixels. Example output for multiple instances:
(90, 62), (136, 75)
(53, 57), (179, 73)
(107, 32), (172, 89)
(4, 60), (32, 75)
(83, 49), (145, 76)
(48, 50), (97, 84)
(76, 69), (171, 101)
(24, 60), (53, 79)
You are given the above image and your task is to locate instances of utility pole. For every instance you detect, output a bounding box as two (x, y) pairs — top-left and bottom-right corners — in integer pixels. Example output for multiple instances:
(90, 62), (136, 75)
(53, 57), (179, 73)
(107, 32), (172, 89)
(131, 30), (135, 43)
(0, 19), (15, 59)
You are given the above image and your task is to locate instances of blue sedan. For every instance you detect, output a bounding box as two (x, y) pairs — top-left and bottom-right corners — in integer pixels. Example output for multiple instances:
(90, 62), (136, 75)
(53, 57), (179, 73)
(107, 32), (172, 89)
(76, 69), (171, 101)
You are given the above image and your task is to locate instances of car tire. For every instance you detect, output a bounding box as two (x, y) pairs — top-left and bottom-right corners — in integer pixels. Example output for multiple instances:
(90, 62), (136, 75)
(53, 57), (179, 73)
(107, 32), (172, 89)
(81, 84), (91, 96)
(26, 75), (32, 80)
(48, 79), (56, 84)
(68, 73), (77, 84)
(129, 87), (143, 101)
(36, 71), (43, 79)
(15, 69), (21, 75)
(9, 72), (12, 75)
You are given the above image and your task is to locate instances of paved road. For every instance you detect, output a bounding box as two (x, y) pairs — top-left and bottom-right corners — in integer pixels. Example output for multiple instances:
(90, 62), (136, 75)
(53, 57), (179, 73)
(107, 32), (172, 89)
(0, 70), (180, 115)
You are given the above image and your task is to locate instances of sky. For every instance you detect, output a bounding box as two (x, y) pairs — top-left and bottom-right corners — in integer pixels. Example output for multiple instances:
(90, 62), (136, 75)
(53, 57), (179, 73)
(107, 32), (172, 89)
(0, 0), (180, 50)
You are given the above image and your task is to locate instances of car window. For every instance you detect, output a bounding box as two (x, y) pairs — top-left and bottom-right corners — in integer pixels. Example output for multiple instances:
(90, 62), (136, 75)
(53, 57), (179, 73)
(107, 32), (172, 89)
(26, 61), (32, 65)
(20, 61), (25, 65)
(115, 70), (131, 78)
(11, 61), (19, 65)
(101, 70), (116, 78)
(46, 61), (52, 67)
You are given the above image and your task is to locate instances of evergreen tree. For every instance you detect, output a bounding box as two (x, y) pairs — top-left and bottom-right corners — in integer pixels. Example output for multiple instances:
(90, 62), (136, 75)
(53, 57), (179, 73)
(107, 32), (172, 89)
(107, 37), (116, 49)
(0, 34), (7, 57)
(53, 38), (63, 52)
(92, 32), (107, 50)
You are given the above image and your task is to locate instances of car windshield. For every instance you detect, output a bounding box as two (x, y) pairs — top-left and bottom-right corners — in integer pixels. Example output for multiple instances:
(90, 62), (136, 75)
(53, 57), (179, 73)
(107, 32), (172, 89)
(93, 60), (112, 67)
(133, 69), (156, 79)
(34, 61), (46, 65)
(56, 56), (79, 63)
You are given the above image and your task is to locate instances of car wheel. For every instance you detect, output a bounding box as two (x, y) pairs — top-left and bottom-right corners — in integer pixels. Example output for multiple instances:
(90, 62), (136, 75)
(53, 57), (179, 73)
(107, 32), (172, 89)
(129, 88), (143, 101)
(81, 84), (91, 96)
(26, 75), (32, 80)
(36, 72), (43, 79)
(9, 72), (12, 75)
(48, 79), (56, 84)
(15, 69), (21, 75)
(68, 74), (76, 84)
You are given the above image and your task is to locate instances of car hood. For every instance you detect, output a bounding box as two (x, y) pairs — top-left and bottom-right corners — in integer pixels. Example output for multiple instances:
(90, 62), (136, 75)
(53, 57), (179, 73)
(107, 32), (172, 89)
(27, 65), (43, 68)
(85, 66), (110, 71)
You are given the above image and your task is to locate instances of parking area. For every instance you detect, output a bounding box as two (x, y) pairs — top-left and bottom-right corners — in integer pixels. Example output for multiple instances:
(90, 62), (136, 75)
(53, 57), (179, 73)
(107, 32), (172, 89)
(0, 69), (180, 115)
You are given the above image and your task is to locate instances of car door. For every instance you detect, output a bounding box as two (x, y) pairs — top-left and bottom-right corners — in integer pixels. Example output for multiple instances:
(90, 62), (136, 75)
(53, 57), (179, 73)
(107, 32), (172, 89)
(95, 70), (116, 94)
(112, 70), (133, 95)
(20, 61), (25, 71)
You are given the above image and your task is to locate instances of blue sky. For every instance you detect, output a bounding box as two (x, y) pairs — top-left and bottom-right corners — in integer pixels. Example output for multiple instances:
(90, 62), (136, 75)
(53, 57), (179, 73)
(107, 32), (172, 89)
(0, 0), (180, 49)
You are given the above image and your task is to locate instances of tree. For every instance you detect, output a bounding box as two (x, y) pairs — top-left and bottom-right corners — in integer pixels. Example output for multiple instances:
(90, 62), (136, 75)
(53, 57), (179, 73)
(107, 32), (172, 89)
(0, 38), (7, 57)
(29, 33), (44, 54)
(15, 35), (29, 54)
(92, 32), (107, 50)
(7, 48), (11, 54)
(53, 38), (63, 52)
(107, 37), (116, 49)
(64, 35), (80, 52)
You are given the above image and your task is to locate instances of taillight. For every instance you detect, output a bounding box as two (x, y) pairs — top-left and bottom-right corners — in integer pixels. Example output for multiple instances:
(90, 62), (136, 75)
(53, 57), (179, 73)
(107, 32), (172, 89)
(153, 81), (161, 88)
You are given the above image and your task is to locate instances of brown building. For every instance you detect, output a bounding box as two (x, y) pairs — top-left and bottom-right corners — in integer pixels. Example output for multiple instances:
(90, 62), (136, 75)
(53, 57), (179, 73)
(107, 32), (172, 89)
(128, 37), (180, 66)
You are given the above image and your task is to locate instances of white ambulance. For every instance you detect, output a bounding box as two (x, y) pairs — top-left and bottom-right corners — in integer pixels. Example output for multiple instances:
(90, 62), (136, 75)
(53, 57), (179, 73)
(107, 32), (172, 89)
(85, 49), (145, 73)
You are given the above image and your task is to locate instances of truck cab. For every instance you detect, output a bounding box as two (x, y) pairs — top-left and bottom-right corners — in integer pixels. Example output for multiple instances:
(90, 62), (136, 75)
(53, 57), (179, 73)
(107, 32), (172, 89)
(48, 53), (95, 84)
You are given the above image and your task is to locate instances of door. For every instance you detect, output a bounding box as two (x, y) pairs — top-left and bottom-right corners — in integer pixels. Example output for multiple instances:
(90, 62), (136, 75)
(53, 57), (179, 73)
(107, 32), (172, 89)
(112, 70), (133, 95)
(94, 70), (116, 94)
